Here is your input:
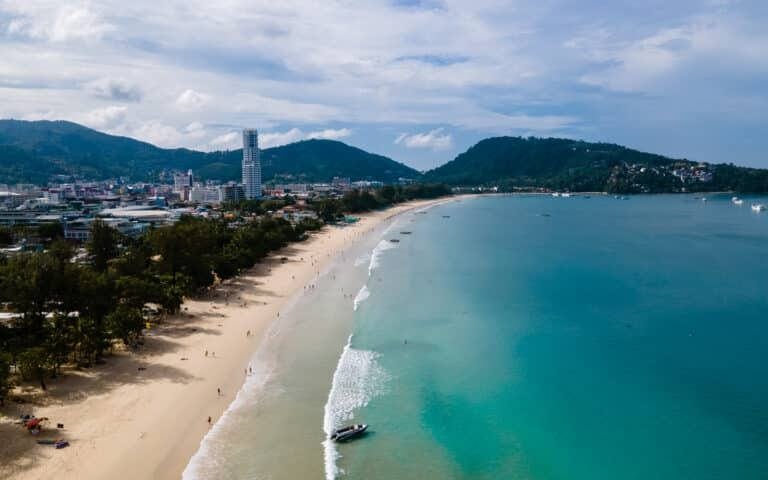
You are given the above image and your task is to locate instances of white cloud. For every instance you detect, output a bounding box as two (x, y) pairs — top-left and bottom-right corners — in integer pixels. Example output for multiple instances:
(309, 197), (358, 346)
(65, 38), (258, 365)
(259, 127), (352, 148)
(0, 0), (765, 166)
(206, 131), (240, 151)
(572, 12), (768, 93)
(82, 106), (127, 129)
(5, 4), (113, 42)
(395, 128), (453, 150)
(120, 119), (206, 148)
(175, 89), (211, 111)
(85, 77), (142, 102)
(307, 128), (352, 141)
(259, 128), (305, 148)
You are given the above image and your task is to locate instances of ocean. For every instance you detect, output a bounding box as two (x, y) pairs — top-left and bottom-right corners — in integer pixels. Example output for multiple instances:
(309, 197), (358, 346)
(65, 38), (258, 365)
(185, 194), (768, 480)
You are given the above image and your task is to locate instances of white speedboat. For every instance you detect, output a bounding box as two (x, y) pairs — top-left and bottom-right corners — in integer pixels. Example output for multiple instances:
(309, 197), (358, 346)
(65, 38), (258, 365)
(751, 204), (766, 212)
(732, 197), (744, 205)
(330, 424), (368, 442)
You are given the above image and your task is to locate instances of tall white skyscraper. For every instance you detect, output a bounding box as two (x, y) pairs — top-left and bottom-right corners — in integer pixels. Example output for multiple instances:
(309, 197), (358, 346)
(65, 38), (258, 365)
(242, 129), (262, 199)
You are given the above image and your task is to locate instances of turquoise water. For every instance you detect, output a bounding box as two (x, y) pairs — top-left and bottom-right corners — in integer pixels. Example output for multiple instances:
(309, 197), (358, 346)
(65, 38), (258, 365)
(341, 194), (768, 479)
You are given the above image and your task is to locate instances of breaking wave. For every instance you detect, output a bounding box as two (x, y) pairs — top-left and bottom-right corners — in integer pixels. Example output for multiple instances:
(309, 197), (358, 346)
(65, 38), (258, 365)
(354, 253), (371, 267)
(368, 240), (397, 276)
(353, 285), (370, 311)
(322, 336), (389, 479)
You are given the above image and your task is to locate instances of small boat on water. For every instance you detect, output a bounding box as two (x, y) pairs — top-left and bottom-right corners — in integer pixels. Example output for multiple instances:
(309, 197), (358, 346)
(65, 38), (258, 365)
(751, 204), (766, 212)
(389, 238), (400, 243)
(732, 196), (744, 205)
(400, 231), (412, 235)
(330, 424), (368, 442)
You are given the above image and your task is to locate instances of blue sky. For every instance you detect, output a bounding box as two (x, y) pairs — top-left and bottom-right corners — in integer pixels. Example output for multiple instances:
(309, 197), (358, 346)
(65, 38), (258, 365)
(0, 0), (766, 170)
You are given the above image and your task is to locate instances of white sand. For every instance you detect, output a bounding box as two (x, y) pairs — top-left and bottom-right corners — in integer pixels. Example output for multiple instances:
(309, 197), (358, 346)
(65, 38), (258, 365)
(0, 197), (458, 480)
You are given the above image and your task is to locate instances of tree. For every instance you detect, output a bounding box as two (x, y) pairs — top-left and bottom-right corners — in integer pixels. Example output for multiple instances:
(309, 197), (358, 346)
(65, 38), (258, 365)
(106, 305), (144, 348)
(0, 352), (12, 405)
(18, 347), (49, 390)
(379, 185), (396, 204)
(38, 221), (64, 241)
(0, 227), (12, 246)
(75, 269), (115, 364)
(87, 219), (120, 272)
(313, 198), (344, 222)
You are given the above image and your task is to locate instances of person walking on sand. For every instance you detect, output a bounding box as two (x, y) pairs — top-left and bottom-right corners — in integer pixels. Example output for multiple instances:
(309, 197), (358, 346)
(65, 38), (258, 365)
(217, 387), (221, 396)
(205, 350), (208, 357)
(208, 416), (212, 426)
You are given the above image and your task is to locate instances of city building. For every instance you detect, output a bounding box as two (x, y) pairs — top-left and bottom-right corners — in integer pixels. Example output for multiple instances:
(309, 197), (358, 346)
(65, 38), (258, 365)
(220, 183), (245, 203)
(64, 218), (150, 241)
(242, 129), (262, 199)
(173, 169), (193, 201)
(174, 169), (193, 192)
(332, 177), (351, 190)
(189, 186), (221, 204)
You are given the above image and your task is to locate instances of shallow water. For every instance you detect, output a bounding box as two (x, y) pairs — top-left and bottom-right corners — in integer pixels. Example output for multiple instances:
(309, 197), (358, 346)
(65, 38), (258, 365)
(187, 194), (768, 480)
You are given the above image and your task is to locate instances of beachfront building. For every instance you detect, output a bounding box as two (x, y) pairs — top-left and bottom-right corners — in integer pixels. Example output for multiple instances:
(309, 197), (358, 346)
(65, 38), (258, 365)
(242, 129), (262, 199)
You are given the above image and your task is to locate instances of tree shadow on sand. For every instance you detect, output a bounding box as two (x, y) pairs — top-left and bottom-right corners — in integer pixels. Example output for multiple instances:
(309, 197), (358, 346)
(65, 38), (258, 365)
(0, 354), (197, 477)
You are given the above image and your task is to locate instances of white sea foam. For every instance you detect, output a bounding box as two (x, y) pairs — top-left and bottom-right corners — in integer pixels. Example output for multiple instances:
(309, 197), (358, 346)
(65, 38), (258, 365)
(182, 288), (304, 480)
(353, 285), (370, 311)
(322, 336), (389, 480)
(182, 354), (275, 480)
(353, 253), (371, 267)
(381, 219), (399, 237)
(368, 239), (397, 276)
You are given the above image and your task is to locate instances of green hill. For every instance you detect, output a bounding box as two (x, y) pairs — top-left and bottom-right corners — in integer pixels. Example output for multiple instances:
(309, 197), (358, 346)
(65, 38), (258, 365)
(424, 136), (768, 193)
(0, 120), (419, 184)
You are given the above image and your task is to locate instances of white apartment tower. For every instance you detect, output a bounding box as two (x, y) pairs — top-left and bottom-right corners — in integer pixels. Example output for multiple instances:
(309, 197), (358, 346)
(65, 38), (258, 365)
(242, 129), (262, 199)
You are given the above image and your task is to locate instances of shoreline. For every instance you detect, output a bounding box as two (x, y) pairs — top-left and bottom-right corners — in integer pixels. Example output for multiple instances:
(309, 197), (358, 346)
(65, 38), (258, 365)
(0, 196), (461, 480)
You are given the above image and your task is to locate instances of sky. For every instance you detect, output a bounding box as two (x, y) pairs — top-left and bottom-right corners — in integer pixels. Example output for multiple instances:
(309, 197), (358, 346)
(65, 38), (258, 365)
(0, 0), (766, 171)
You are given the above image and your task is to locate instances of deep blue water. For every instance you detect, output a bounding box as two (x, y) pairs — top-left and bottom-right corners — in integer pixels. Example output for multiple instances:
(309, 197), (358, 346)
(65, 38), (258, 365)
(340, 194), (768, 479)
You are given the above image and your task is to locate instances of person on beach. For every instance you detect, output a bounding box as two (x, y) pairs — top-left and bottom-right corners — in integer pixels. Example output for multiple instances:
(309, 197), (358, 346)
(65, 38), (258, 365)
(205, 350), (208, 357)
(208, 416), (212, 426)
(217, 388), (221, 396)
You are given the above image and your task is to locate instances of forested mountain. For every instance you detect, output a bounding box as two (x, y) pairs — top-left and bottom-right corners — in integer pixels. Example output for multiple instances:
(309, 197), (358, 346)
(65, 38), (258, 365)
(0, 120), (419, 184)
(3, 122), (766, 193)
(424, 136), (768, 193)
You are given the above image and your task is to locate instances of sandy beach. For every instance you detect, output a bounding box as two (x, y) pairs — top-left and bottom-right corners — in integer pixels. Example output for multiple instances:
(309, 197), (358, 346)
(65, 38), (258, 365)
(0, 197), (454, 480)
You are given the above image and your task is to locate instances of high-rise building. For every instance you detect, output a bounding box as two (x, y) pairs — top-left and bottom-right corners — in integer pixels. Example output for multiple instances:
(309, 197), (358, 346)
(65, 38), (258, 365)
(242, 129), (262, 199)
(173, 169), (193, 201)
(220, 183), (245, 203)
